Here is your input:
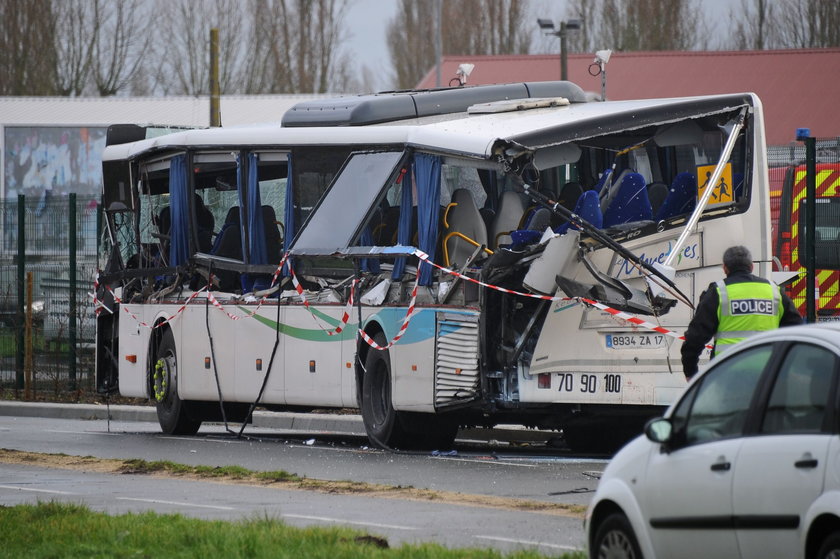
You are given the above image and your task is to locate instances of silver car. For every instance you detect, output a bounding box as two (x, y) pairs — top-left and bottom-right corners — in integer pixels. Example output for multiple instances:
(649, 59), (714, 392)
(586, 323), (840, 559)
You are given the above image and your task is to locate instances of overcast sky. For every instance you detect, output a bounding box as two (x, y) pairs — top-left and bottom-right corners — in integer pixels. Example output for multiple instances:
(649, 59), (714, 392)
(343, 0), (732, 92)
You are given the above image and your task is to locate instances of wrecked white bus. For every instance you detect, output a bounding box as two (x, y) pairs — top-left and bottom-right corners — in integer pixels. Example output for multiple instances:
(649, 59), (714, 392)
(95, 82), (770, 451)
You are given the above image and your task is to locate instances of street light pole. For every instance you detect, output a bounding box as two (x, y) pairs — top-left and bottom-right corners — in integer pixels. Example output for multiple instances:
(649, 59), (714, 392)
(559, 21), (568, 81)
(537, 18), (581, 82)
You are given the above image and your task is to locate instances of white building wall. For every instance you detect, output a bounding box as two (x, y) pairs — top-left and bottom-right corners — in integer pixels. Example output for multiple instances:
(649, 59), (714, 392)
(0, 94), (329, 199)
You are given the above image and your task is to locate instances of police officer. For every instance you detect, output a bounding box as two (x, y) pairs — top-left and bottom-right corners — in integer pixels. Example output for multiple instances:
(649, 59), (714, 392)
(681, 245), (801, 380)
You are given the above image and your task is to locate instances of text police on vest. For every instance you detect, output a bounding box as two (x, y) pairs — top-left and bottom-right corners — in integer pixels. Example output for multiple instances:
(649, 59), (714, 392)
(731, 299), (776, 315)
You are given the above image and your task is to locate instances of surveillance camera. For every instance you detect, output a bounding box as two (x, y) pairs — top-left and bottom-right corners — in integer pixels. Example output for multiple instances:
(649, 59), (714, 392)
(451, 63), (475, 87)
(594, 49), (612, 64)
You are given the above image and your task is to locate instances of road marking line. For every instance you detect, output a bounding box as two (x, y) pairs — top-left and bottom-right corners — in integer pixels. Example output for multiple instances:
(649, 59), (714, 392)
(283, 513), (417, 531)
(0, 485), (75, 495)
(474, 535), (580, 551)
(157, 436), (245, 444)
(46, 430), (123, 436)
(430, 456), (539, 468)
(117, 497), (235, 511)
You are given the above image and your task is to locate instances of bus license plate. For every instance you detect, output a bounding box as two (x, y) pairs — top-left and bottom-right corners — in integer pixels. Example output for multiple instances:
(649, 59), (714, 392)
(605, 333), (666, 349)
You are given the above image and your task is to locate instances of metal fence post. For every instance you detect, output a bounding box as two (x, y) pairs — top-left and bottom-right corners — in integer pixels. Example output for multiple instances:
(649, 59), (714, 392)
(69, 193), (77, 390)
(24, 271), (33, 400)
(805, 137), (817, 323)
(15, 195), (24, 389)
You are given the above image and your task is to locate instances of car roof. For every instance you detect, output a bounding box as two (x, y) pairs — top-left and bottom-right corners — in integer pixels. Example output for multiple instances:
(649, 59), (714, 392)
(693, 322), (840, 380)
(674, 322), (840, 415)
(736, 322), (840, 348)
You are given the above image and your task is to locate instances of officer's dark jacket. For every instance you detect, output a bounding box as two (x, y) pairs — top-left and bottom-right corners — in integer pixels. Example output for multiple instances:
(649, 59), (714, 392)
(680, 271), (802, 378)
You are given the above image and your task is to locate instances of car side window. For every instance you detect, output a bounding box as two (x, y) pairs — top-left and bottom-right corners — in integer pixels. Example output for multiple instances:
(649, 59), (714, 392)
(761, 343), (837, 434)
(680, 344), (773, 446)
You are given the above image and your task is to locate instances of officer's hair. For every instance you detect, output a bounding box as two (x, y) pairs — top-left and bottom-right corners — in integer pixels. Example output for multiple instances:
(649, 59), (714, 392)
(723, 245), (752, 273)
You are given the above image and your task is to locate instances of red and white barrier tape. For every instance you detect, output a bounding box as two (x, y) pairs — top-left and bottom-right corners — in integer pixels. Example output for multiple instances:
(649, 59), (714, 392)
(289, 267), (358, 337)
(413, 249), (562, 302)
(205, 291), (244, 320)
(412, 249), (709, 348)
(94, 250), (703, 349)
(102, 284), (207, 329)
(202, 253), (290, 321)
(359, 267), (421, 350)
(577, 297), (713, 350)
(92, 254), (291, 327)
(91, 272), (109, 317)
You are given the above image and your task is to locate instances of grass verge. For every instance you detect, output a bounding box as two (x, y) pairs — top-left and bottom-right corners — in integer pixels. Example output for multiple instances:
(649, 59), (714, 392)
(0, 449), (587, 518)
(0, 501), (587, 559)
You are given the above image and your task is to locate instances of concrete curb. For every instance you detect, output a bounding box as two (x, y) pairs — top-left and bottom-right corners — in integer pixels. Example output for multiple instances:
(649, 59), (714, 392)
(0, 401), (367, 435)
(0, 401), (552, 442)
(0, 401), (158, 422)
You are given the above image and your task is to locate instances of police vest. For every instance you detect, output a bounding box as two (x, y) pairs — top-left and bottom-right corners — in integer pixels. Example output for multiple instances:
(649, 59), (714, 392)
(714, 279), (782, 355)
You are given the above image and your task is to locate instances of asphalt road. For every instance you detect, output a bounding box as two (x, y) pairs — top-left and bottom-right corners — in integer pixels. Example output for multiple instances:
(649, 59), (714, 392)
(0, 403), (608, 554)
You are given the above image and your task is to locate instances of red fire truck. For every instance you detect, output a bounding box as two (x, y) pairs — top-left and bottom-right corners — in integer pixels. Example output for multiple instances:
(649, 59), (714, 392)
(771, 163), (840, 319)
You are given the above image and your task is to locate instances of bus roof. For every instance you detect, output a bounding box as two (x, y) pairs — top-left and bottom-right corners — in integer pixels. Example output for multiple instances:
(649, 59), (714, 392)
(280, 81), (588, 127)
(101, 91), (756, 164)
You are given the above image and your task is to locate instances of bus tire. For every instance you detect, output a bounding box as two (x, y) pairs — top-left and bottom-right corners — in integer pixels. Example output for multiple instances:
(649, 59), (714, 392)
(361, 333), (410, 449)
(153, 329), (201, 436)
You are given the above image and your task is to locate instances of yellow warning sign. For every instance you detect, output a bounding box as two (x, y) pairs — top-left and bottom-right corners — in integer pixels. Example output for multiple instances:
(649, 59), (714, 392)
(696, 163), (734, 205)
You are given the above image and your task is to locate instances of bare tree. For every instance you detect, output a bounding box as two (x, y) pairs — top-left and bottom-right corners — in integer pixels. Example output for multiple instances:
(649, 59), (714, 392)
(0, 0), (58, 95)
(562, 0), (602, 55)
(446, 0), (531, 56)
(777, 0), (840, 48)
(601, 0), (701, 51)
(241, 0), (291, 94)
(151, 0), (347, 96)
(290, 0), (348, 93)
(729, 0), (779, 50)
(92, 0), (151, 96)
(544, 0), (706, 55)
(242, 0), (350, 94)
(387, 0), (437, 90)
(387, 0), (532, 90)
(4, 0), (150, 97)
(53, 0), (99, 96)
(151, 0), (246, 96)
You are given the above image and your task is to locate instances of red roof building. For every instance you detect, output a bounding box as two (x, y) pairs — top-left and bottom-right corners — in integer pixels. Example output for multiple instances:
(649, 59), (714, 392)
(416, 49), (840, 146)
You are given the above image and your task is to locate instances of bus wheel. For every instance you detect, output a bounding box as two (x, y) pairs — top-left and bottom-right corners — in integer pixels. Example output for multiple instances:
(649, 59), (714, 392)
(361, 333), (410, 449)
(153, 329), (201, 436)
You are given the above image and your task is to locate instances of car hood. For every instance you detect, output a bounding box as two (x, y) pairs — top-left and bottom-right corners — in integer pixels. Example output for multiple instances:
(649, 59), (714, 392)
(601, 434), (656, 484)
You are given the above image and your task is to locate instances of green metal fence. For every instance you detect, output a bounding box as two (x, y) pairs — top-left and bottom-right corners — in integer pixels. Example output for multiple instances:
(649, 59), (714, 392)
(0, 194), (100, 398)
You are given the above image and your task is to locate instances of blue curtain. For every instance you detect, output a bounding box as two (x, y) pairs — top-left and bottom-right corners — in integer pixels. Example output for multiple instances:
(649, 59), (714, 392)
(247, 152), (267, 265)
(235, 155), (247, 261)
(282, 154), (295, 275)
(390, 162), (414, 280)
(359, 227), (380, 273)
(414, 154), (441, 285)
(168, 155), (189, 267)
